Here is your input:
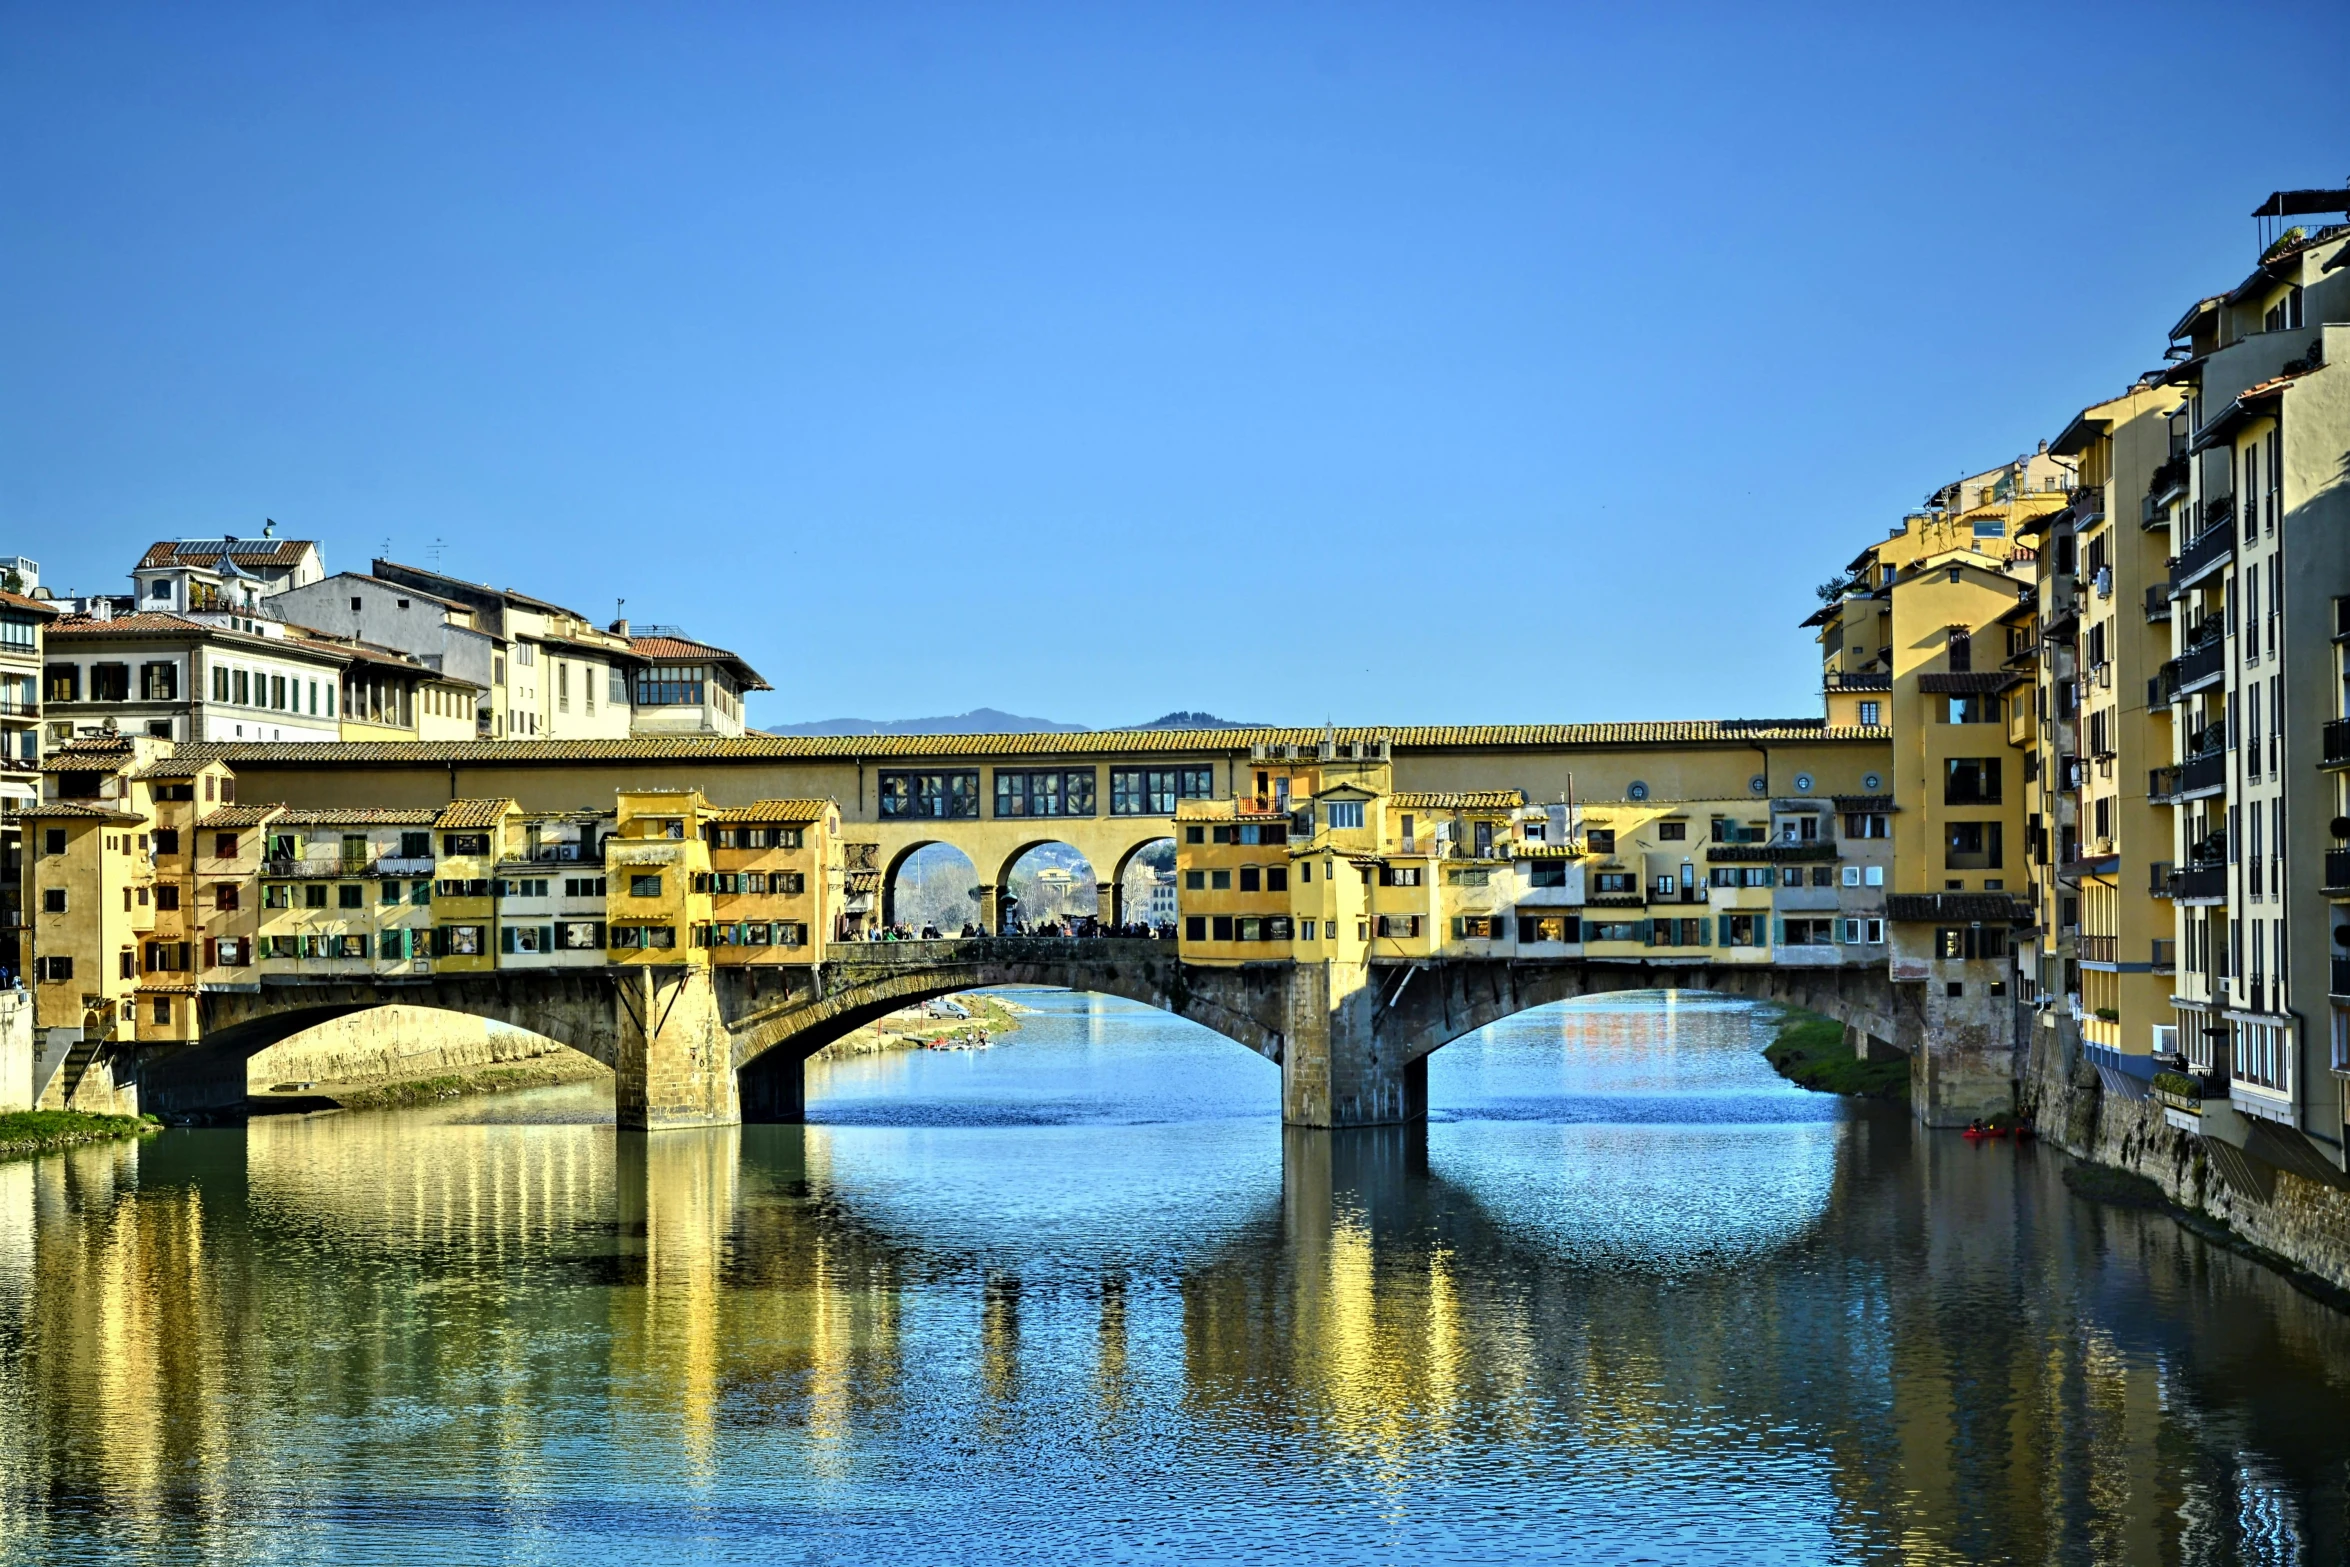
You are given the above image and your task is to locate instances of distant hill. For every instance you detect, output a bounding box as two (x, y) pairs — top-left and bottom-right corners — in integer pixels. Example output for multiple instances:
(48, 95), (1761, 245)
(759, 708), (1261, 737)
(1118, 711), (1262, 730)
(761, 708), (1089, 737)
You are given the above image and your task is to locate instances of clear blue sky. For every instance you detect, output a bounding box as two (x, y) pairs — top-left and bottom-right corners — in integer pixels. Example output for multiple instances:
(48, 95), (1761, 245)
(5, 3), (2346, 730)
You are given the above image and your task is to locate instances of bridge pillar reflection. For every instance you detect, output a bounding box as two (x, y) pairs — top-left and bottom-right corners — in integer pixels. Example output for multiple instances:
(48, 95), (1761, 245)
(614, 966), (741, 1131)
(611, 1124), (740, 1475)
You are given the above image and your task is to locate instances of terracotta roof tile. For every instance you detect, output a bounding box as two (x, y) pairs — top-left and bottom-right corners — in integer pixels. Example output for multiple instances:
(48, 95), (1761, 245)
(0, 590), (59, 617)
(138, 538), (316, 570)
(20, 800), (145, 821)
(708, 799), (832, 824)
(435, 797), (515, 829)
(197, 805), (283, 828)
(629, 633), (772, 691)
(1391, 790), (1527, 810)
(175, 719), (1886, 769)
(267, 806), (441, 826)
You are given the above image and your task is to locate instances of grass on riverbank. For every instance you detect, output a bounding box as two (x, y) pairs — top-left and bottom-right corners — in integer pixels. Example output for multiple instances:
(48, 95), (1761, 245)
(1763, 1011), (1911, 1100)
(304, 1056), (610, 1111)
(0, 1109), (161, 1159)
(816, 992), (1029, 1058)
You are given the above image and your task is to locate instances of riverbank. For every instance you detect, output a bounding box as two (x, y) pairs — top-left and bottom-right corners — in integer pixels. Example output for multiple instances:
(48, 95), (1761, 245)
(283, 1054), (612, 1111)
(815, 992), (1030, 1059)
(1761, 1010), (1908, 1100)
(2022, 1018), (2350, 1298)
(0, 1109), (161, 1160)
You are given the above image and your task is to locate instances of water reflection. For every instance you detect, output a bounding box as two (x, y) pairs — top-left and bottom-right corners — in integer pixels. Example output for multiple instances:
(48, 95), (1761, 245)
(0, 993), (2344, 1562)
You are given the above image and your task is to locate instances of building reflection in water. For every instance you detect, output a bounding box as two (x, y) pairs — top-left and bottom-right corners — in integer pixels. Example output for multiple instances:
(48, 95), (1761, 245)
(1, 999), (2349, 1560)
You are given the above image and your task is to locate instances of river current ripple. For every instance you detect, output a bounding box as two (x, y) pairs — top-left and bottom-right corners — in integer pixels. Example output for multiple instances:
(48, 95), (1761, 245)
(1, 989), (2347, 1564)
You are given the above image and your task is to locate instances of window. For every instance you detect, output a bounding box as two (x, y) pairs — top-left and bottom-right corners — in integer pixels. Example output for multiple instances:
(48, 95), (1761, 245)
(1374, 915), (1422, 938)
(443, 832), (491, 856)
(337, 884), (363, 909)
(1945, 759), (2002, 805)
(1587, 829), (1616, 854)
(1858, 700), (1881, 726)
(1594, 872), (1635, 895)
(263, 884), (291, 908)
(44, 664), (79, 703)
(1183, 870), (1204, 890)
(89, 662), (130, 701)
(1945, 822), (2004, 870)
(1518, 914), (1580, 944)
(1110, 768), (1199, 816)
(1327, 801), (1364, 829)
(214, 883), (239, 911)
(557, 662), (569, 713)
(557, 921), (605, 950)
(1656, 820), (1686, 841)
(1934, 926), (2009, 960)
(140, 661), (178, 700)
(439, 925), (485, 956)
(303, 884), (328, 908)
(1266, 867), (1288, 893)
(635, 665), (706, 706)
(1209, 870), (1231, 890)
(38, 956), (71, 982)
(1379, 865), (1422, 886)
(1843, 813), (1889, 839)
(40, 888), (65, 914)
(1943, 695), (2000, 723)
(1721, 913), (1763, 947)
(878, 770), (983, 820)
(1529, 861), (1569, 888)
(1453, 916), (1502, 940)
(154, 884), (180, 911)
(1238, 866), (1260, 892)
(629, 874), (663, 898)
(564, 876), (609, 898)
(994, 769), (1097, 818)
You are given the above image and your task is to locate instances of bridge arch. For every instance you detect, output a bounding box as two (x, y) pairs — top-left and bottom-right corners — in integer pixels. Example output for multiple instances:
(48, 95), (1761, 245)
(880, 840), (980, 933)
(994, 839), (1101, 933)
(1111, 835), (1178, 932)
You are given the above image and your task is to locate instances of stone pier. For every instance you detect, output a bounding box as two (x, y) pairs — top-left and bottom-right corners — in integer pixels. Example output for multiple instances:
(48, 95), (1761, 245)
(614, 966), (740, 1130)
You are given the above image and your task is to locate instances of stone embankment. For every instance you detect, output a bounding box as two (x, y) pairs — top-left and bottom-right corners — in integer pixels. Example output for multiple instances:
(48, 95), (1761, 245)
(814, 993), (1030, 1058)
(2020, 1023), (2350, 1301)
(1762, 1009), (1909, 1100)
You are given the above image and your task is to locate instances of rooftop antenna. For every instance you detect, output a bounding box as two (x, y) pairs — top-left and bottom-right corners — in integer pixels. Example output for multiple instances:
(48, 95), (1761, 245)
(428, 537), (446, 568)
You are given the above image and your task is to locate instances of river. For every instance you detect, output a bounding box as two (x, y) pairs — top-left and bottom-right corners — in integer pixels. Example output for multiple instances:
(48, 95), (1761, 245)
(2, 989), (2347, 1564)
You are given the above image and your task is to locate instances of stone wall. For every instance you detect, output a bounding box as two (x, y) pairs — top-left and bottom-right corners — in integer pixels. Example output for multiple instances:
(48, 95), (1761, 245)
(0, 992), (28, 1112)
(244, 1007), (591, 1092)
(2018, 1013), (2350, 1295)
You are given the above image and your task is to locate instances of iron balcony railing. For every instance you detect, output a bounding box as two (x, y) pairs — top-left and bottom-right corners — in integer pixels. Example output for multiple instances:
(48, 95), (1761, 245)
(2152, 939), (2177, 971)
(2179, 750), (2227, 798)
(2169, 864), (2227, 901)
(2326, 718), (2350, 767)
(2176, 636), (2225, 691)
(2170, 524), (2233, 590)
(2147, 454), (2189, 506)
(2078, 934), (2116, 963)
(2149, 860), (2173, 895)
(2144, 584), (2172, 622)
(2326, 848), (2350, 894)
(2335, 957), (2350, 1001)
(2148, 766), (2180, 801)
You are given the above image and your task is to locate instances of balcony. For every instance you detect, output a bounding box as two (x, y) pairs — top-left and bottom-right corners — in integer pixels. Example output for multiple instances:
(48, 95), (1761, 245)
(2170, 524), (2233, 592)
(2146, 454), (2189, 512)
(2148, 766), (2179, 802)
(2152, 939), (2176, 972)
(2149, 860), (2173, 895)
(2336, 958), (2350, 1000)
(0, 699), (36, 718)
(2144, 584), (2171, 623)
(2326, 848), (2350, 896)
(2169, 864), (2227, 902)
(2326, 718), (2350, 768)
(2078, 934), (2116, 963)
(2178, 749), (2226, 799)
(2176, 635), (2225, 694)
(2072, 484), (2105, 523)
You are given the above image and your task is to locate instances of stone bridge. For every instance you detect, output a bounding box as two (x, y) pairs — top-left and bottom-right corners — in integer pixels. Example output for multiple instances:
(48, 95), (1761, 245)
(144, 940), (1906, 1128)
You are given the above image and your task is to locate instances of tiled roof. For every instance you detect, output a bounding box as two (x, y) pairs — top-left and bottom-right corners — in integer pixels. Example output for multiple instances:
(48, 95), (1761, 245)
(49, 613), (352, 660)
(1832, 795), (1894, 812)
(370, 559), (579, 618)
(197, 805), (283, 828)
(267, 806), (441, 826)
(435, 797), (515, 829)
(1887, 893), (2031, 924)
(1917, 672), (2024, 695)
(1391, 790), (1527, 810)
(19, 800), (145, 821)
(628, 634), (773, 691)
(175, 720), (1888, 769)
(138, 538), (316, 570)
(128, 758), (218, 780)
(0, 590), (59, 618)
(709, 799), (832, 824)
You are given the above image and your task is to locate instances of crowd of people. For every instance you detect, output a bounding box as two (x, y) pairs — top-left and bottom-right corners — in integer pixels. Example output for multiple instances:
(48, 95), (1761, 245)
(845, 920), (1176, 942)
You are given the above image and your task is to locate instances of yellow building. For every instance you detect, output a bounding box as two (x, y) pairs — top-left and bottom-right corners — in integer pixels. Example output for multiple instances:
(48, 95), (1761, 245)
(430, 798), (519, 971)
(703, 800), (840, 964)
(253, 807), (442, 980)
(607, 790), (713, 963)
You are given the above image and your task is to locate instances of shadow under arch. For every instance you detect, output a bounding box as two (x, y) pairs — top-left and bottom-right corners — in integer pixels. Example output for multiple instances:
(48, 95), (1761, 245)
(731, 941), (1289, 1122)
(147, 976), (630, 1120)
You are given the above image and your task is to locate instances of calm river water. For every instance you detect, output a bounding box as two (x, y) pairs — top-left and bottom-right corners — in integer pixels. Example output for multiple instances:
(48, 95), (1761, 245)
(4, 990), (2350, 1564)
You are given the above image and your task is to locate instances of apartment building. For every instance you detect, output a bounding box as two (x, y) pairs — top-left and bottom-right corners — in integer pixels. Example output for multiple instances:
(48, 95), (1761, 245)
(0, 569), (59, 975)
(270, 571), (501, 734)
(623, 628), (770, 739)
(2153, 200), (2350, 1167)
(43, 610), (351, 744)
(131, 534), (326, 614)
(358, 560), (642, 741)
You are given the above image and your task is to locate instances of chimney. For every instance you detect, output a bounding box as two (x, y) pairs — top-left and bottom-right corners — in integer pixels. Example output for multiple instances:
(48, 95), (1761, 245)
(90, 598), (113, 622)
(610, 618), (630, 638)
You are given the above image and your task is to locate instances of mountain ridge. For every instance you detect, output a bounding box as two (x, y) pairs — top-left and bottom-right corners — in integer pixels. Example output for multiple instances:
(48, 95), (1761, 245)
(758, 708), (1262, 738)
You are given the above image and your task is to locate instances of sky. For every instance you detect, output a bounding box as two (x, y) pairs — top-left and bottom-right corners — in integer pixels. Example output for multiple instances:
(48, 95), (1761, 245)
(4, 3), (2347, 732)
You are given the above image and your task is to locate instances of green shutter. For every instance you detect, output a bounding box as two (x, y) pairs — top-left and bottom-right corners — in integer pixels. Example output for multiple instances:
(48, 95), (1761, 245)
(1698, 917), (1713, 945)
(1773, 918), (1786, 946)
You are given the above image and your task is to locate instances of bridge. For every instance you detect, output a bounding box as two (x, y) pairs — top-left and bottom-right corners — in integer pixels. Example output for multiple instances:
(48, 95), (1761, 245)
(142, 938), (1902, 1128)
